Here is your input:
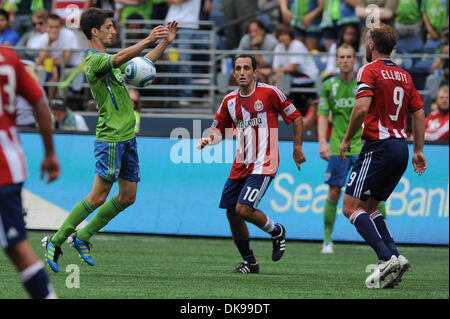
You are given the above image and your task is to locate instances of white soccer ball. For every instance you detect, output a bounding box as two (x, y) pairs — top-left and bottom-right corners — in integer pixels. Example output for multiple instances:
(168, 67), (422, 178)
(124, 57), (156, 87)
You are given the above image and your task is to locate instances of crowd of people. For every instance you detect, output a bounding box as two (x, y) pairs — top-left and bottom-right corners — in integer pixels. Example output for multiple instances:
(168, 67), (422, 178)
(0, 0), (448, 140)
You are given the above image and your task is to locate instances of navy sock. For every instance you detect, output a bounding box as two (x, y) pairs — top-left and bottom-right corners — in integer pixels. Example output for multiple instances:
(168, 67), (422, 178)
(20, 261), (56, 299)
(370, 211), (400, 257)
(350, 211), (393, 261)
(269, 223), (281, 237)
(234, 239), (257, 264)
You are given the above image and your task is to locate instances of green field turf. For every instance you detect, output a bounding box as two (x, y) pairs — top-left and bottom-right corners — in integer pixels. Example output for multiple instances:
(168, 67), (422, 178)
(0, 231), (448, 299)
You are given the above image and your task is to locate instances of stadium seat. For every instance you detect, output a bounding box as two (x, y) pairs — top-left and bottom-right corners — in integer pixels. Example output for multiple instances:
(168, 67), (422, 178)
(396, 57), (414, 71)
(396, 36), (423, 53)
(412, 58), (433, 73)
(312, 53), (327, 73)
(422, 38), (443, 53)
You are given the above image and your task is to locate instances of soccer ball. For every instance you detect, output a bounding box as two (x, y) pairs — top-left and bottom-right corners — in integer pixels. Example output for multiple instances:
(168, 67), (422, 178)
(124, 57), (156, 87)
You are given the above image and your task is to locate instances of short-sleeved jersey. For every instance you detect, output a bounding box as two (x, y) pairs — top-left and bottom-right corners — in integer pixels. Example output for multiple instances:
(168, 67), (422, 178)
(318, 75), (363, 155)
(0, 47), (44, 187)
(84, 49), (135, 142)
(356, 59), (423, 141)
(211, 82), (300, 179)
(425, 111), (449, 141)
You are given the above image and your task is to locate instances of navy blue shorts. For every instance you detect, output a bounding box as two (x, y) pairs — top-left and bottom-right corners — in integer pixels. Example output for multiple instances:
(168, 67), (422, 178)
(219, 175), (273, 210)
(325, 155), (359, 187)
(0, 183), (27, 248)
(345, 138), (409, 201)
(95, 138), (140, 183)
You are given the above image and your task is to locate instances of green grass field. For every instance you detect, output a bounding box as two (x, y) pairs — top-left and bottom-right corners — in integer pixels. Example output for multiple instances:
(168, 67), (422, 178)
(0, 231), (448, 299)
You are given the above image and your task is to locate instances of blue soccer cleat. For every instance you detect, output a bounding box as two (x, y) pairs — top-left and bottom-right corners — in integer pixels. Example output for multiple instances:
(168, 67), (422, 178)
(42, 236), (63, 273)
(68, 232), (95, 267)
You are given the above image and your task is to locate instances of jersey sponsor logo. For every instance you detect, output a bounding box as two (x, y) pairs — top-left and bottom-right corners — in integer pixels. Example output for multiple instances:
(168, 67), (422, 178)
(254, 99), (264, 111)
(236, 117), (263, 129)
(335, 97), (356, 108)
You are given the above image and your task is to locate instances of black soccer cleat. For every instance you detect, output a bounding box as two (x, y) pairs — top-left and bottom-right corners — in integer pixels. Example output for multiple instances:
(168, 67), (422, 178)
(230, 261), (259, 274)
(272, 223), (286, 262)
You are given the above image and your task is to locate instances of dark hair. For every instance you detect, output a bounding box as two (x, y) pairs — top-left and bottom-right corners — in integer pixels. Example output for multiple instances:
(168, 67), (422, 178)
(48, 13), (62, 23)
(0, 9), (9, 21)
(232, 55), (258, 70)
(275, 23), (295, 40)
(338, 23), (360, 53)
(50, 99), (67, 111)
(246, 18), (268, 34)
(368, 24), (398, 55)
(80, 8), (115, 40)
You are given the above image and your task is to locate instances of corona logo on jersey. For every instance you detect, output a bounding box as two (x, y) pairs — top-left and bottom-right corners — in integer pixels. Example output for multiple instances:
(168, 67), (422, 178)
(236, 117), (263, 129)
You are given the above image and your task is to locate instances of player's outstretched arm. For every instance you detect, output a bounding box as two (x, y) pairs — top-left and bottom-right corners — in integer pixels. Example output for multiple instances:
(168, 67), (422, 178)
(145, 21), (179, 63)
(411, 108), (427, 175)
(339, 96), (371, 161)
(292, 116), (306, 170)
(33, 97), (60, 183)
(112, 25), (169, 68)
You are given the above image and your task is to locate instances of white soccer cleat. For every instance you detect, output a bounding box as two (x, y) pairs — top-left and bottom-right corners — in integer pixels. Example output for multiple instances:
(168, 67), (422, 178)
(321, 242), (334, 254)
(382, 255), (410, 289)
(365, 255), (400, 288)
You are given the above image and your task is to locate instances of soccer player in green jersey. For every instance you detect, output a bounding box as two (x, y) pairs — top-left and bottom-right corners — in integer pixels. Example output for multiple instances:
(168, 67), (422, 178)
(42, 8), (179, 272)
(317, 43), (385, 254)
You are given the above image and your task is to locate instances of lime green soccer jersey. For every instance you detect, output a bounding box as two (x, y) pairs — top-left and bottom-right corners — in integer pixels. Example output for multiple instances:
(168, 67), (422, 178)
(318, 75), (363, 156)
(84, 49), (135, 142)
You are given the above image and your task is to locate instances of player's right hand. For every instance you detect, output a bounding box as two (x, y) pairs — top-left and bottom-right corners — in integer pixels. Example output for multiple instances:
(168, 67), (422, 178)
(197, 137), (213, 150)
(41, 153), (60, 183)
(338, 140), (351, 162)
(319, 143), (330, 161)
(148, 25), (169, 42)
(412, 151), (427, 176)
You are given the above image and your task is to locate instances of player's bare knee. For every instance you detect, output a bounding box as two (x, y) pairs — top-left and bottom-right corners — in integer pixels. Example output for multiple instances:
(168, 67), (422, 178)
(116, 194), (136, 208)
(235, 203), (254, 219)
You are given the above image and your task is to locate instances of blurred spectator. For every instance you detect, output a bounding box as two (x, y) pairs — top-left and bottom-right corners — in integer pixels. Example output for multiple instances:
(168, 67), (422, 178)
(237, 18), (279, 83)
(431, 24), (449, 86)
(320, 0), (341, 51)
(15, 9), (49, 61)
(7, 0), (45, 37)
(222, 0), (258, 49)
(0, 9), (19, 45)
(128, 88), (141, 133)
(272, 23), (319, 113)
(125, 13), (148, 41)
(356, 0), (399, 54)
(425, 85), (449, 141)
(34, 13), (83, 101)
(164, 0), (201, 105)
(117, 0), (161, 27)
(325, 23), (360, 76)
(51, 0), (84, 26)
(302, 98), (333, 137)
(50, 99), (89, 131)
(395, 0), (423, 38)
(422, 0), (449, 41)
(339, 0), (361, 33)
(84, 0), (121, 24)
(279, 0), (324, 51)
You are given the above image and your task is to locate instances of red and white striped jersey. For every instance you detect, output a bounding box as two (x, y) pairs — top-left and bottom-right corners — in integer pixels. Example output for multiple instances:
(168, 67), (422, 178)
(425, 111), (449, 141)
(211, 82), (300, 179)
(356, 59), (423, 141)
(0, 48), (44, 187)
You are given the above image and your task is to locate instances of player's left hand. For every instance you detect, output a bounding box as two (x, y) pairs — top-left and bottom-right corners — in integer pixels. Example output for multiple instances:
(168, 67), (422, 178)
(412, 151), (427, 176)
(166, 21), (179, 43)
(41, 153), (60, 183)
(293, 147), (306, 171)
(339, 140), (351, 162)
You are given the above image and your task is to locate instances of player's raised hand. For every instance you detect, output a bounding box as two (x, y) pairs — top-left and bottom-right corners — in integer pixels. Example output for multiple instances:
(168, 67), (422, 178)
(166, 21), (179, 43)
(148, 25), (169, 42)
(293, 147), (306, 171)
(197, 137), (213, 150)
(339, 140), (351, 162)
(412, 151), (427, 176)
(41, 153), (60, 183)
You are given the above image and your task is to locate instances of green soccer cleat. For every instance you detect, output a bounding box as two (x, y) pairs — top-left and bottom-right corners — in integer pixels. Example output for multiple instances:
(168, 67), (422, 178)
(68, 232), (95, 267)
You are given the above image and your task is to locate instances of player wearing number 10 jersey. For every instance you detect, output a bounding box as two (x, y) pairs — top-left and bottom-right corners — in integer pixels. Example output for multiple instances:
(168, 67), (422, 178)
(198, 55), (306, 273)
(339, 24), (427, 289)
